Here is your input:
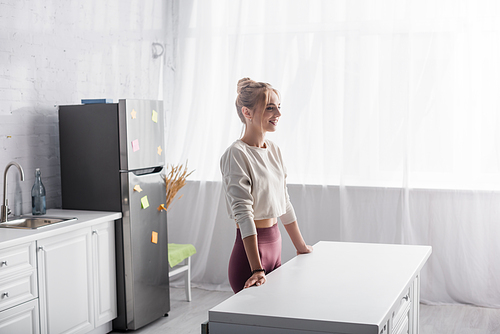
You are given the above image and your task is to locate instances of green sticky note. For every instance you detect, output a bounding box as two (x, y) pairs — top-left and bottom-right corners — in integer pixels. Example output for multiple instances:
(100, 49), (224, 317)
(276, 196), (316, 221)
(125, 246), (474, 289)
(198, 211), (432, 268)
(152, 110), (158, 123)
(141, 196), (150, 209)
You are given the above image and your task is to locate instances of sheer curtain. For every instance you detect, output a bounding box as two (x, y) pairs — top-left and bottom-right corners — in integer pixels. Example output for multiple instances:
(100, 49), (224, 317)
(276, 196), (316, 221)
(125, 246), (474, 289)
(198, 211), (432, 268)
(164, 0), (500, 307)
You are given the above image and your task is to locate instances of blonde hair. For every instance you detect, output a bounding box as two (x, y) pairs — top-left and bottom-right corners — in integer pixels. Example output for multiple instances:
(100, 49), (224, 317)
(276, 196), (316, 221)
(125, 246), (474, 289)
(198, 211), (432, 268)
(235, 78), (280, 124)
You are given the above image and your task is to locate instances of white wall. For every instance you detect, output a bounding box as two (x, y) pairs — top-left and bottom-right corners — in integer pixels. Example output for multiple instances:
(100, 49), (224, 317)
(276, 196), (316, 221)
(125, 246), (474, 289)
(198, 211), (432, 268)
(0, 0), (173, 215)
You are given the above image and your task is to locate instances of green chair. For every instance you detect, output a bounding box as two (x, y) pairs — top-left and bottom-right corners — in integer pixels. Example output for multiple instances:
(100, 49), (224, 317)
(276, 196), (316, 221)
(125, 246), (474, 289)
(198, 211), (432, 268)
(168, 243), (196, 301)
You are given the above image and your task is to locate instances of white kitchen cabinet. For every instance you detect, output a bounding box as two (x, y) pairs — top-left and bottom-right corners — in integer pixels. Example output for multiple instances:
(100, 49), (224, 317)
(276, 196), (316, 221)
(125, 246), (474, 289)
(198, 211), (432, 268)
(91, 221), (117, 328)
(0, 241), (39, 334)
(37, 220), (116, 334)
(38, 226), (93, 334)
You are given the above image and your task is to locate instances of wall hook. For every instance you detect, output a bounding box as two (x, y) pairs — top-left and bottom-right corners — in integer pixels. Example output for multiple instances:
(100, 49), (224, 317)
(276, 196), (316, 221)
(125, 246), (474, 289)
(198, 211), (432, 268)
(152, 42), (164, 59)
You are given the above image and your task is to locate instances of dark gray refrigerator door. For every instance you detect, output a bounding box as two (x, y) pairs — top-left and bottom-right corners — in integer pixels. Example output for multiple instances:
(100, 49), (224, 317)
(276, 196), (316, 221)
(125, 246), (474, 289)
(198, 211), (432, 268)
(116, 168), (170, 330)
(118, 99), (165, 171)
(59, 103), (122, 211)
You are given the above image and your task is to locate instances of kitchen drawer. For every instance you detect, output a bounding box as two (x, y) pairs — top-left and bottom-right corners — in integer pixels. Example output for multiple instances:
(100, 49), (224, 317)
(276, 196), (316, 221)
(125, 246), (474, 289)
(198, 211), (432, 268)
(0, 269), (38, 312)
(0, 298), (39, 334)
(392, 287), (411, 331)
(0, 242), (36, 278)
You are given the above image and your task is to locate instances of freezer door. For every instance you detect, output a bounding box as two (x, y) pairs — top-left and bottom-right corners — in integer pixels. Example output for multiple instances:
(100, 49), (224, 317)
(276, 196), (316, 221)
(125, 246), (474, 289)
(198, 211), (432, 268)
(119, 168), (170, 330)
(118, 99), (165, 171)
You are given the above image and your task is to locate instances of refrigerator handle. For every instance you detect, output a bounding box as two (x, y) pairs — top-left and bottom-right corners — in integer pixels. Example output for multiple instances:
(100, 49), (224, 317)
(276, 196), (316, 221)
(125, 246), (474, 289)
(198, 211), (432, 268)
(121, 166), (164, 176)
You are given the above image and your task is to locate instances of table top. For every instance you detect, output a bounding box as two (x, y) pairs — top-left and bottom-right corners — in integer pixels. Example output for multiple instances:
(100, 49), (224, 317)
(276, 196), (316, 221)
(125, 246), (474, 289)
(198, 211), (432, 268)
(209, 241), (432, 333)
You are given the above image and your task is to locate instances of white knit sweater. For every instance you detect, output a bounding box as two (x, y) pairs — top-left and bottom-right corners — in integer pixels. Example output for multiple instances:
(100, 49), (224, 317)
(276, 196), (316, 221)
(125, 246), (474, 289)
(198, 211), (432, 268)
(220, 139), (297, 239)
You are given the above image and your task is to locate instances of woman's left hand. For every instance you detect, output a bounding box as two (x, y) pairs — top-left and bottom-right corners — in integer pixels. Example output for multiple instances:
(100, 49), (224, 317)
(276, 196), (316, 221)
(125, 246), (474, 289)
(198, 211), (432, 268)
(244, 271), (266, 289)
(297, 245), (313, 255)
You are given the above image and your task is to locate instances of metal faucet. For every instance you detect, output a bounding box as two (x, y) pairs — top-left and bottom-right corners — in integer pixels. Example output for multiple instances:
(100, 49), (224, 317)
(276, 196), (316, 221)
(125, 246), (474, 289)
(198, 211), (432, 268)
(1, 161), (25, 223)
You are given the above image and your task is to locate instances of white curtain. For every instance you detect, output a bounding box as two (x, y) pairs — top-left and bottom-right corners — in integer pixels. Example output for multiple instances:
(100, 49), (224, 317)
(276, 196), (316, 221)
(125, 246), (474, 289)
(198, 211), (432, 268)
(164, 0), (500, 307)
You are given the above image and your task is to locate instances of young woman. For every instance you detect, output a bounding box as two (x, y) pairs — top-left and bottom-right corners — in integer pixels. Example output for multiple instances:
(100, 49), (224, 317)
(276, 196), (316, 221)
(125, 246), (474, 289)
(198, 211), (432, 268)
(220, 78), (313, 293)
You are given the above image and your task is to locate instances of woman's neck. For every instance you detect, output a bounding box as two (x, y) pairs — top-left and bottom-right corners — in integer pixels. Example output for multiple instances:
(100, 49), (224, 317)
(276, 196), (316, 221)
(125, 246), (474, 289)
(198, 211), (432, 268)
(240, 131), (266, 148)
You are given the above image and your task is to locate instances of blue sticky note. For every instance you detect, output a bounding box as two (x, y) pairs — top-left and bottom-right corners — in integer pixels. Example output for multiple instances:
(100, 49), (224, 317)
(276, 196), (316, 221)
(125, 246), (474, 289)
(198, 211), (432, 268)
(81, 99), (113, 104)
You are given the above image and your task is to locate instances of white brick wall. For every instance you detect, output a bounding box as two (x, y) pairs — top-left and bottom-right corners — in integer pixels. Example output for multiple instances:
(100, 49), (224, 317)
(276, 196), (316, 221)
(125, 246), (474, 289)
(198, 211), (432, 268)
(0, 0), (173, 216)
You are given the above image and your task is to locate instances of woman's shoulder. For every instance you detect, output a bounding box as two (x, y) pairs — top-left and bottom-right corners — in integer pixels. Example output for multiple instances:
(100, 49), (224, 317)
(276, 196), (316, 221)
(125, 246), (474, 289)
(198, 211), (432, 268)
(222, 140), (246, 155)
(220, 140), (252, 175)
(221, 140), (247, 163)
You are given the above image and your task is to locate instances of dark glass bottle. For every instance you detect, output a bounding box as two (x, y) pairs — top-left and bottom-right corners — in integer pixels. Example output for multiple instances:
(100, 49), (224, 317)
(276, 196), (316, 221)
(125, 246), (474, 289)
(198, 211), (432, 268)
(31, 168), (46, 215)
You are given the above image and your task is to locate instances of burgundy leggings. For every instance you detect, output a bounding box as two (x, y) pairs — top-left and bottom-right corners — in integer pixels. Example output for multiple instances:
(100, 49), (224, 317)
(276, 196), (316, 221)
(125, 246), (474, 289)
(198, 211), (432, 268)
(228, 224), (282, 293)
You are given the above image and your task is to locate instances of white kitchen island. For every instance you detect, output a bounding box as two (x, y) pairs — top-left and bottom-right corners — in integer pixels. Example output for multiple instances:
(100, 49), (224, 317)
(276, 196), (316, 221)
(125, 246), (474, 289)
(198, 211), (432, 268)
(209, 241), (432, 334)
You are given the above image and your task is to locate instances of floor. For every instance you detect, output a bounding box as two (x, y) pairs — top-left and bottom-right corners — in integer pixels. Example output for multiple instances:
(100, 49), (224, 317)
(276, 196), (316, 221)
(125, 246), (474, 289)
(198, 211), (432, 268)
(111, 287), (500, 334)
(420, 302), (500, 334)
(110, 287), (233, 334)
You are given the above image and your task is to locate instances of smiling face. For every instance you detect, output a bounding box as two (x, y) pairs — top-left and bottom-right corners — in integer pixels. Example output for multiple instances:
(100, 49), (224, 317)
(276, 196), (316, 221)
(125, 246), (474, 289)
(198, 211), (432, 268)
(248, 90), (281, 134)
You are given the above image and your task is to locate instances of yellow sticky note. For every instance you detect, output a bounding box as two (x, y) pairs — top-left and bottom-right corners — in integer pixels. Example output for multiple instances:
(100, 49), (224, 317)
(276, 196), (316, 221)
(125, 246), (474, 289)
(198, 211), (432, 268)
(141, 196), (149, 209)
(131, 109), (137, 119)
(151, 231), (158, 244)
(157, 145), (162, 156)
(157, 204), (166, 212)
(133, 185), (143, 192)
(152, 110), (158, 123)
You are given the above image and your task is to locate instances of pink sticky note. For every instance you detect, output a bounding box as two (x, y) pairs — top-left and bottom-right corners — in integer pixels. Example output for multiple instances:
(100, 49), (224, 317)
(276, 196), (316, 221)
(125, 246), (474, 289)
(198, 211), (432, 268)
(131, 139), (140, 152)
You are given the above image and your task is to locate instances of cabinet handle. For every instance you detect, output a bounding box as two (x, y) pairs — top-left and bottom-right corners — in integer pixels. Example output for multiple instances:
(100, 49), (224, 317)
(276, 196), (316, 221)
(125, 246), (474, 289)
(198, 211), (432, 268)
(403, 295), (409, 301)
(92, 230), (98, 235)
(38, 246), (44, 252)
(0, 261), (7, 266)
(2, 292), (8, 298)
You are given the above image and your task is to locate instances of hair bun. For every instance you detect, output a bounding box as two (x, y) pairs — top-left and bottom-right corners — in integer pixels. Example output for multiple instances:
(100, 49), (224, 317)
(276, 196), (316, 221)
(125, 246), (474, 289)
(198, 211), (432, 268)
(237, 77), (254, 94)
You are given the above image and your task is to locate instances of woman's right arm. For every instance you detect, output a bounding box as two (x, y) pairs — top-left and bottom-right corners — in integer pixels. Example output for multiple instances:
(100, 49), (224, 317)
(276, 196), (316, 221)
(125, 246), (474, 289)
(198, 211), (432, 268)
(242, 234), (266, 288)
(221, 149), (265, 288)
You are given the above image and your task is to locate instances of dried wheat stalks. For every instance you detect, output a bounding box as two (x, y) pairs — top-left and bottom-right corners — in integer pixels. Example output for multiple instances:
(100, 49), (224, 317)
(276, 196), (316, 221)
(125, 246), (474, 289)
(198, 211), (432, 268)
(161, 162), (194, 211)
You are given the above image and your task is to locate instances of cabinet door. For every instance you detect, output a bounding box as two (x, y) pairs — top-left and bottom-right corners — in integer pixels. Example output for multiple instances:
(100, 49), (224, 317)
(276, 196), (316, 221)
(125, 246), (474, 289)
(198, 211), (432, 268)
(92, 221), (117, 327)
(0, 299), (39, 334)
(38, 228), (94, 334)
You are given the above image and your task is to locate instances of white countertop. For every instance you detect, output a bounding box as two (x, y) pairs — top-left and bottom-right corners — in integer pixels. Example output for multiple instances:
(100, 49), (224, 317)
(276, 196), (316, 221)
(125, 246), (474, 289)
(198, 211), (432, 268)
(209, 241), (432, 334)
(0, 209), (122, 249)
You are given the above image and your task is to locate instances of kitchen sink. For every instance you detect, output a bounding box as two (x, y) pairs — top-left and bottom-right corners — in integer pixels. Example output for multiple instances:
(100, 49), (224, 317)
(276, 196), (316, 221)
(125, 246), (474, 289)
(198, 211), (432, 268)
(0, 216), (77, 229)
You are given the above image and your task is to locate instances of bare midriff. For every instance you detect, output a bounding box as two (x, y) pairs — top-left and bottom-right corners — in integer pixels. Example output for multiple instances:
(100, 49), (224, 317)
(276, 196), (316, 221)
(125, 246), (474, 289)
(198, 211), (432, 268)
(236, 218), (277, 229)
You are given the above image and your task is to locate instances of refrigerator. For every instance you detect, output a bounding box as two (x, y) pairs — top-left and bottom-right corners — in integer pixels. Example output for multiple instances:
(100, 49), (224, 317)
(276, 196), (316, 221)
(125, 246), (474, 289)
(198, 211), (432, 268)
(58, 99), (170, 330)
